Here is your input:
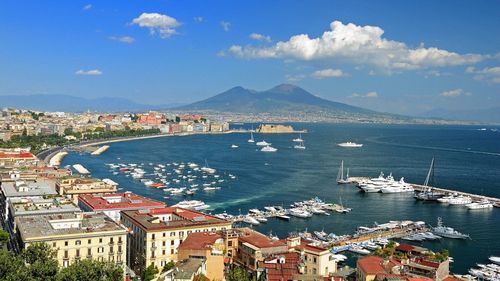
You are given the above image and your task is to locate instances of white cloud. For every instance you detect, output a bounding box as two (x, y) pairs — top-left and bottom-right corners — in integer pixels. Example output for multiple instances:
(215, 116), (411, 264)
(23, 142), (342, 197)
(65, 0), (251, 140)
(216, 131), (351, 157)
(131, 13), (181, 38)
(466, 66), (500, 84)
(228, 20), (484, 71)
(351, 91), (378, 98)
(75, 69), (102, 76)
(109, 36), (135, 44)
(249, 33), (271, 42)
(83, 4), (92, 11)
(285, 74), (306, 82)
(439, 88), (471, 97)
(194, 16), (204, 23)
(220, 21), (231, 32)
(312, 68), (346, 79)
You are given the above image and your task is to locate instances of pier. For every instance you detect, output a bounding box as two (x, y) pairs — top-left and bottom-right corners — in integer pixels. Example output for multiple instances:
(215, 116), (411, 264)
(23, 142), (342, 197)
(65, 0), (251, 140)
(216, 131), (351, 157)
(348, 176), (500, 207)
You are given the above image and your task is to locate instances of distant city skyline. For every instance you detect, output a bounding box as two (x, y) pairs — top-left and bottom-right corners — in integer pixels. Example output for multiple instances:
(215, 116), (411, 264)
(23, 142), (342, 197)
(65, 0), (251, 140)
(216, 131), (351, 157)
(0, 0), (499, 116)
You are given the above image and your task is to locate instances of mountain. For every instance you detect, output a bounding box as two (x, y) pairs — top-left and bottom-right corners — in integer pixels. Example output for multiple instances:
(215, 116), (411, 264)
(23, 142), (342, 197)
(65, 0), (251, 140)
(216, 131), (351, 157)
(422, 107), (500, 124)
(178, 84), (376, 115)
(0, 94), (178, 112)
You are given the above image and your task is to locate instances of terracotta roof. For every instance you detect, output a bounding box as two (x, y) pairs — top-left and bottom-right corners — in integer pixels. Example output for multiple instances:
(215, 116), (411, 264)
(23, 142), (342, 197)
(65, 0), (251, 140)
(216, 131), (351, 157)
(396, 244), (414, 252)
(0, 152), (35, 159)
(178, 232), (222, 251)
(442, 276), (463, 281)
(238, 228), (287, 249)
(294, 239), (329, 253)
(413, 258), (440, 268)
(78, 192), (165, 211)
(258, 252), (300, 281)
(357, 256), (387, 275)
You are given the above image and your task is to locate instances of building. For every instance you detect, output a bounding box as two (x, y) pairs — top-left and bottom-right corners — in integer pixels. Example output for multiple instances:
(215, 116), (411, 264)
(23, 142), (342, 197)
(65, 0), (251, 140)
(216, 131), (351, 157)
(177, 232), (226, 281)
(15, 212), (127, 269)
(78, 192), (165, 223)
(121, 207), (232, 276)
(258, 252), (303, 281)
(357, 256), (396, 281)
(0, 180), (58, 224)
(234, 227), (288, 272)
(5, 196), (81, 252)
(162, 258), (206, 281)
(56, 176), (118, 203)
(287, 236), (338, 278)
(0, 150), (39, 168)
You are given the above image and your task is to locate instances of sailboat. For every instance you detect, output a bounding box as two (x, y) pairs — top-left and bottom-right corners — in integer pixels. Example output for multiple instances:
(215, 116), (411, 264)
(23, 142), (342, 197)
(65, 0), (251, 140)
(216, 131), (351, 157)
(293, 141), (306, 149)
(414, 158), (444, 201)
(337, 160), (350, 184)
(293, 133), (304, 142)
(248, 131), (255, 143)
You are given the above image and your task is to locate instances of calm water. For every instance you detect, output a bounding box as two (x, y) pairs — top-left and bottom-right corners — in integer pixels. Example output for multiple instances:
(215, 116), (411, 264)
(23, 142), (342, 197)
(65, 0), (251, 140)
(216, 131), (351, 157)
(62, 123), (500, 273)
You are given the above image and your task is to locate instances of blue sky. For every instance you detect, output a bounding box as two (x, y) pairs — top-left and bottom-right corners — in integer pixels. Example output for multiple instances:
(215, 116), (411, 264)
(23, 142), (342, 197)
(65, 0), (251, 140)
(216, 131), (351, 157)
(0, 0), (499, 115)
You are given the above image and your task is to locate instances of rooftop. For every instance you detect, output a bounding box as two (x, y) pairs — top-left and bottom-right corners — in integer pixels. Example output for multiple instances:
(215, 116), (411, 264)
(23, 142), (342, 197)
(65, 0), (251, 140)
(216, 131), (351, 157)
(1, 180), (57, 197)
(79, 192), (165, 211)
(357, 256), (387, 275)
(121, 207), (230, 231)
(174, 258), (204, 279)
(237, 228), (287, 249)
(10, 196), (81, 217)
(178, 232), (223, 251)
(258, 252), (301, 281)
(16, 212), (126, 240)
(0, 152), (35, 159)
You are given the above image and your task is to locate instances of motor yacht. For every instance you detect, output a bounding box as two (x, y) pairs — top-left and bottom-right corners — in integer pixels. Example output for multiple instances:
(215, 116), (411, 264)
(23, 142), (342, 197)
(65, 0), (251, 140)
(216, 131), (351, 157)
(338, 142), (363, 148)
(292, 133), (304, 142)
(261, 146), (278, 152)
(348, 245), (370, 255)
(173, 200), (210, 210)
(466, 199), (494, 210)
(380, 178), (414, 193)
(256, 140), (271, 146)
(448, 196), (472, 205)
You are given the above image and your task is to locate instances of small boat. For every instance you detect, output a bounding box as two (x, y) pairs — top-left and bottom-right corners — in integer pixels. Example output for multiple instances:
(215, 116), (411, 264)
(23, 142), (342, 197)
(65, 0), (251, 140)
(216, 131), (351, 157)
(276, 215), (290, 220)
(201, 160), (216, 174)
(338, 142), (363, 148)
(231, 144), (239, 148)
(256, 140), (271, 146)
(173, 200), (210, 210)
(261, 146), (278, 152)
(203, 186), (221, 191)
(336, 160), (350, 184)
(293, 141), (306, 150)
(243, 216), (260, 225)
(150, 183), (166, 188)
(292, 133), (304, 142)
(467, 199), (494, 210)
(248, 131), (255, 143)
(255, 216), (268, 223)
(348, 245), (370, 255)
(489, 256), (500, 265)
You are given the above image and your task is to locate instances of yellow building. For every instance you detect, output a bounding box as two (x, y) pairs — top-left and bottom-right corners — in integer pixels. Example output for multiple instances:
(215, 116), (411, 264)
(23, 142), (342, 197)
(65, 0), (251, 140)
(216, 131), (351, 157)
(56, 176), (117, 203)
(287, 236), (337, 277)
(15, 212), (127, 269)
(121, 207), (232, 277)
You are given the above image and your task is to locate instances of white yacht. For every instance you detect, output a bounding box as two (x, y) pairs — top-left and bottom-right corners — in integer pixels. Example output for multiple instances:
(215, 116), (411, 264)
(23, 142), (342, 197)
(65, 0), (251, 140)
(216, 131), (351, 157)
(243, 216), (260, 225)
(293, 141), (306, 149)
(336, 160), (350, 184)
(338, 142), (363, 148)
(348, 245), (370, 255)
(359, 172), (393, 193)
(489, 256), (500, 265)
(261, 146), (277, 152)
(380, 178), (414, 193)
(448, 196), (472, 205)
(200, 160), (216, 174)
(292, 133), (304, 142)
(467, 199), (494, 210)
(289, 209), (312, 218)
(173, 200), (210, 210)
(231, 144), (239, 148)
(256, 140), (271, 146)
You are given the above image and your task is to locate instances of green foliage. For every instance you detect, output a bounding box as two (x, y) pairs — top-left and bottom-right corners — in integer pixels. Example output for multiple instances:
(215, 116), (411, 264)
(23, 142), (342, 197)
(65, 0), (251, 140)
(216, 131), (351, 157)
(143, 264), (159, 281)
(0, 230), (9, 244)
(433, 249), (449, 262)
(0, 243), (123, 281)
(226, 266), (253, 281)
(162, 260), (175, 272)
(56, 259), (123, 281)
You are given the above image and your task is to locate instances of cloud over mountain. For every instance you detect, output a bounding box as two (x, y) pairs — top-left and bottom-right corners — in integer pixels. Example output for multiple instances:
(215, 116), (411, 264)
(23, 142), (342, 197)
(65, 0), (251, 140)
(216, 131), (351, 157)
(132, 12), (181, 38)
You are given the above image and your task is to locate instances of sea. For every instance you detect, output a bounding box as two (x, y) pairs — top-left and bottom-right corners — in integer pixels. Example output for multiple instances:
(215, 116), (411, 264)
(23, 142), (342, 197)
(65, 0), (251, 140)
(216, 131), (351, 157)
(61, 123), (500, 273)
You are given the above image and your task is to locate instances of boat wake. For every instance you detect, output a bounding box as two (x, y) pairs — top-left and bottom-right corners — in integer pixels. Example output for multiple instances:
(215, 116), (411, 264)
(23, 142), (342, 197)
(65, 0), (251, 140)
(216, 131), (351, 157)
(365, 137), (500, 157)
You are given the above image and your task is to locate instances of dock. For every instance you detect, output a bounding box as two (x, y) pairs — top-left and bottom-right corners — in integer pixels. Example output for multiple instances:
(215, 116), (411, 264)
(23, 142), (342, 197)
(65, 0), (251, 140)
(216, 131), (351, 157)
(348, 176), (500, 206)
(90, 145), (110, 156)
(72, 164), (90, 175)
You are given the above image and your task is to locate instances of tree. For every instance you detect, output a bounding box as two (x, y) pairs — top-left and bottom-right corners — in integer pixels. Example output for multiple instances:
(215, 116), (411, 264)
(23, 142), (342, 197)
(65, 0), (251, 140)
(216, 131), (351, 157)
(64, 128), (74, 136)
(227, 266), (252, 281)
(162, 261), (175, 272)
(0, 251), (30, 281)
(56, 259), (123, 281)
(143, 264), (159, 281)
(22, 243), (59, 281)
(0, 229), (9, 244)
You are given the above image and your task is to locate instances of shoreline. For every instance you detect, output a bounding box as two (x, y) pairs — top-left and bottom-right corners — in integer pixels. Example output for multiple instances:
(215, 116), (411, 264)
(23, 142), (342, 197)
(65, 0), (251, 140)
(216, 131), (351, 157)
(41, 129), (305, 165)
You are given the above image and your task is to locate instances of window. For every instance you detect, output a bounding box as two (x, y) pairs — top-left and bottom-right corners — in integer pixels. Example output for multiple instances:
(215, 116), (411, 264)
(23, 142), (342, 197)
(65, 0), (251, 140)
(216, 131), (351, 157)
(87, 248), (92, 256)
(228, 241), (233, 247)
(170, 249), (174, 254)
(63, 260), (69, 268)
(170, 240), (174, 246)
(75, 240), (81, 246)
(98, 247), (104, 253)
(313, 257), (317, 263)
(99, 238), (103, 243)
(118, 237), (122, 243)
(52, 242), (57, 248)
(76, 249), (80, 258)
(118, 245), (122, 253)
(179, 231), (184, 237)
(163, 232), (166, 237)
(162, 241), (166, 246)
(110, 237), (114, 244)
(170, 232), (175, 237)
(64, 241), (68, 246)
(88, 239), (91, 244)
(151, 234), (155, 240)
(110, 246), (114, 254)
(64, 250), (68, 259)
(162, 250), (166, 255)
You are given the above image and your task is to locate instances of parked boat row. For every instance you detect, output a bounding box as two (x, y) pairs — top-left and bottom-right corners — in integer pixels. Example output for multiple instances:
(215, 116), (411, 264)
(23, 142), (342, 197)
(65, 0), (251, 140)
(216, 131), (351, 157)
(357, 172), (414, 193)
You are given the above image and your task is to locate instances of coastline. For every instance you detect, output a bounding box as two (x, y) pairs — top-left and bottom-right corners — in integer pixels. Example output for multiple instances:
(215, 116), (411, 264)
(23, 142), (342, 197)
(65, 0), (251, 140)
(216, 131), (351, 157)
(40, 128), (306, 165)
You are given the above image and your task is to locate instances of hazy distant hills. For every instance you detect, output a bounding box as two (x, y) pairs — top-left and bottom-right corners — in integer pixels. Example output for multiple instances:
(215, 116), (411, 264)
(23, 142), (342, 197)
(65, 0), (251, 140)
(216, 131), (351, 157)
(178, 84), (376, 115)
(422, 107), (500, 123)
(0, 94), (178, 112)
